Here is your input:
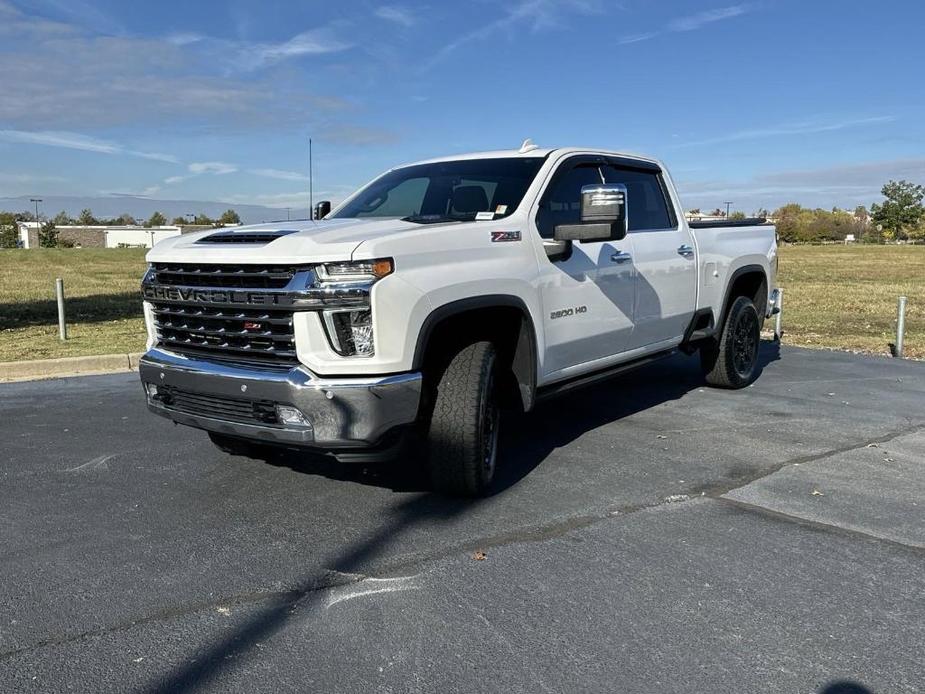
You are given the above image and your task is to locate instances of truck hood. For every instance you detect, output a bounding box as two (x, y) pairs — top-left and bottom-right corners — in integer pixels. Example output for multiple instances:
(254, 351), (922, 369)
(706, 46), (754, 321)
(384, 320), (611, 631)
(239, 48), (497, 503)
(146, 217), (431, 264)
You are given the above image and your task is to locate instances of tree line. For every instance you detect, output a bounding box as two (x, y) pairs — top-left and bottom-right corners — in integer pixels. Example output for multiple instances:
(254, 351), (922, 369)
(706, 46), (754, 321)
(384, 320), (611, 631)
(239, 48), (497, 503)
(3, 179), (924, 248)
(0, 208), (242, 248)
(771, 181), (925, 244)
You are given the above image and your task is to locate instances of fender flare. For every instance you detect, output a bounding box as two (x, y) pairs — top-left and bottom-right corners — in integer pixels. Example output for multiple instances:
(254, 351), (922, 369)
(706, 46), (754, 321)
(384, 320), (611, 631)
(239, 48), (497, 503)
(715, 263), (768, 335)
(412, 295), (539, 412)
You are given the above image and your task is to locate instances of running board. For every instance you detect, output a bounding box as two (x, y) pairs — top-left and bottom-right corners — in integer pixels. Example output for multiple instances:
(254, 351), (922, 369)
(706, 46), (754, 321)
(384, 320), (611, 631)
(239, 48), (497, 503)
(535, 349), (677, 402)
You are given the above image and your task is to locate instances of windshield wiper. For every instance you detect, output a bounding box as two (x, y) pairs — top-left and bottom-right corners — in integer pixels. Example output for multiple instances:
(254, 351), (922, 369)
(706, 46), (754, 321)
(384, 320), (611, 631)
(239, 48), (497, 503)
(401, 214), (463, 224)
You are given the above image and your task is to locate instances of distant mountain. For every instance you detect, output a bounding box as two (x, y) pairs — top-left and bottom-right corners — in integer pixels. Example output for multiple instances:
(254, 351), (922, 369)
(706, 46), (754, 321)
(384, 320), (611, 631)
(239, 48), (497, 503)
(0, 195), (311, 225)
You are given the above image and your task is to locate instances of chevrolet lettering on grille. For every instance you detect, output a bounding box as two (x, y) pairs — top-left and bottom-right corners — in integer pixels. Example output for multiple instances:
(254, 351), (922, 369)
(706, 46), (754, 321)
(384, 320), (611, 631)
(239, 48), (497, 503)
(143, 285), (283, 306)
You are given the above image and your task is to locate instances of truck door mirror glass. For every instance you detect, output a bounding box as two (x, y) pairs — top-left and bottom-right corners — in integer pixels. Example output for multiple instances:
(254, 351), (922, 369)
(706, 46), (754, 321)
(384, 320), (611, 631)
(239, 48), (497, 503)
(553, 184), (627, 243)
(314, 201), (332, 220)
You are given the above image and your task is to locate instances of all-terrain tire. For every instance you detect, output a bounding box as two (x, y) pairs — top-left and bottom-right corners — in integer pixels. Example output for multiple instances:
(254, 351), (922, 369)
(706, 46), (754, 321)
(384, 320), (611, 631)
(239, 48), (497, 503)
(426, 341), (500, 497)
(701, 296), (761, 389)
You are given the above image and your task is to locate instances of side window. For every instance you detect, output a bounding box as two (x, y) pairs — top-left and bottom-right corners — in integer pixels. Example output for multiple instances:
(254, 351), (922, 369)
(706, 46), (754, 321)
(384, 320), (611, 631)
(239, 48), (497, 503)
(535, 163), (604, 239)
(603, 166), (674, 231)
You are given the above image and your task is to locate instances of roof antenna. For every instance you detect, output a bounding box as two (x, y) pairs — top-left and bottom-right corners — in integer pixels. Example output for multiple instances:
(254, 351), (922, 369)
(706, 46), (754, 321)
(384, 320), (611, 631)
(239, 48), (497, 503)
(519, 138), (538, 153)
(308, 136), (314, 219)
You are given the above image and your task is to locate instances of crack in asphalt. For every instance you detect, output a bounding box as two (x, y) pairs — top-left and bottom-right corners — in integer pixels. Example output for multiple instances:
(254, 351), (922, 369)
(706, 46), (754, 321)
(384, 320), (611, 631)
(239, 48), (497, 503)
(4, 420), (924, 663)
(717, 497), (925, 557)
(691, 420), (925, 500)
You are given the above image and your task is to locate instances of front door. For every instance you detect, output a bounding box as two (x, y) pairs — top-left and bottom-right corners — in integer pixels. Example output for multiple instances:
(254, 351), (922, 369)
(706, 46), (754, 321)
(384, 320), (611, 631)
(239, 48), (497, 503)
(533, 157), (636, 379)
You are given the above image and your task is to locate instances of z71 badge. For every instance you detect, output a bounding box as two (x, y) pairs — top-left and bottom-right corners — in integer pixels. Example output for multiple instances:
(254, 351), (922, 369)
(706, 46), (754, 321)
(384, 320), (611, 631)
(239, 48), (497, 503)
(491, 230), (521, 243)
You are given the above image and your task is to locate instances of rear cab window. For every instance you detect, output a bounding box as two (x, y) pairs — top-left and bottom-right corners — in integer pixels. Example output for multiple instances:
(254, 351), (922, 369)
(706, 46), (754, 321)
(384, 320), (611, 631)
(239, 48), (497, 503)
(603, 162), (678, 231)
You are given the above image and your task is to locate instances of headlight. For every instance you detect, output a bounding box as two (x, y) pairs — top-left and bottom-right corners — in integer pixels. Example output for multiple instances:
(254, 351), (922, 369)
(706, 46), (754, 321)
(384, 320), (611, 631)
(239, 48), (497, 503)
(316, 258), (391, 357)
(317, 258), (393, 282)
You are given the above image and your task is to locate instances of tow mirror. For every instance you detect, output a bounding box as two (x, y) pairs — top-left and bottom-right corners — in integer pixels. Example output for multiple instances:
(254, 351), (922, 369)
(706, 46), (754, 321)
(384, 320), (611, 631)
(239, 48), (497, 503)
(553, 184), (627, 243)
(313, 200), (332, 220)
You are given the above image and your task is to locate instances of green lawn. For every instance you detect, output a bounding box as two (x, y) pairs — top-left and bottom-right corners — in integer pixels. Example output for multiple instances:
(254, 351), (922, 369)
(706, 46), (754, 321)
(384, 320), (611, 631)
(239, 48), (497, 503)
(773, 245), (924, 359)
(0, 248), (147, 362)
(0, 245), (922, 363)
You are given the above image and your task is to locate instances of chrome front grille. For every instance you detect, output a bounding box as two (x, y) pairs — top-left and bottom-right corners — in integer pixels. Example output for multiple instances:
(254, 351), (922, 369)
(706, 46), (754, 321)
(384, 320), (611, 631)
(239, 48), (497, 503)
(151, 304), (297, 363)
(146, 263), (310, 365)
(150, 262), (299, 289)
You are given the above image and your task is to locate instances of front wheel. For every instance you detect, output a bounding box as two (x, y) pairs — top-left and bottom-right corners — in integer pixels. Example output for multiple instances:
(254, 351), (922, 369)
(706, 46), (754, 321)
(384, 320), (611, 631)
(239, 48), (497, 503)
(701, 296), (761, 388)
(426, 341), (500, 497)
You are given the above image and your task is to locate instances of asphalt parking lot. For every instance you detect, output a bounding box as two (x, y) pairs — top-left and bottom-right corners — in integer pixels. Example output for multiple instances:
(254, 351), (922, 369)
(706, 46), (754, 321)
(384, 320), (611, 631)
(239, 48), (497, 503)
(2, 343), (923, 693)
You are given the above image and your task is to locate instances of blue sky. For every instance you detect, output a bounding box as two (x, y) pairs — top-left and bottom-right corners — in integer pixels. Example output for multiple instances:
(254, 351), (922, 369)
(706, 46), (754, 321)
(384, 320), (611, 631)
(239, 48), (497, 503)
(0, 0), (923, 214)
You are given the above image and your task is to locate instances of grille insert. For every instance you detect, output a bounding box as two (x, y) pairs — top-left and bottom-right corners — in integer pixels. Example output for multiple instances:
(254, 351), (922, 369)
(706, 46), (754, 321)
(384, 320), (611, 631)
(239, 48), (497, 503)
(151, 263), (304, 289)
(151, 302), (297, 364)
(155, 386), (278, 425)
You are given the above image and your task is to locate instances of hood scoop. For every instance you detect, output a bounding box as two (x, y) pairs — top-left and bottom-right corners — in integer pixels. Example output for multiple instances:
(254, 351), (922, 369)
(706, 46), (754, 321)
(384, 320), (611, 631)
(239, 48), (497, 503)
(197, 229), (300, 244)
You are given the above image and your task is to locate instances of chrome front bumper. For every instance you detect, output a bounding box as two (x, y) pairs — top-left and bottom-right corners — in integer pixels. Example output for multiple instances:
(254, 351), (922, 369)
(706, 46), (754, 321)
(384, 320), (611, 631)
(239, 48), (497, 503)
(138, 348), (422, 449)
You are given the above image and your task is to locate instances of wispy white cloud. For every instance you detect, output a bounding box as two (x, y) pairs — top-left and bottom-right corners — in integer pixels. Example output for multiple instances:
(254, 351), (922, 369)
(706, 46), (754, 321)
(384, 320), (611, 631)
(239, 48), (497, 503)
(619, 3), (752, 45)
(250, 168), (311, 182)
(0, 10), (354, 129)
(675, 115), (896, 148)
(242, 27), (353, 69)
(0, 129), (178, 162)
(225, 187), (355, 209)
(164, 32), (205, 46)
(668, 5), (750, 32)
(426, 0), (605, 69)
(188, 161), (238, 175)
(375, 5), (416, 27)
(677, 158), (925, 209)
(0, 171), (66, 185)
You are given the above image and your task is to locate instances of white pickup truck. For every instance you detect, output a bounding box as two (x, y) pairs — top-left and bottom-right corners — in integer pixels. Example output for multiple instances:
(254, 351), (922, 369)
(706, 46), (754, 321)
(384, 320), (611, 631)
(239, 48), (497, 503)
(140, 144), (779, 496)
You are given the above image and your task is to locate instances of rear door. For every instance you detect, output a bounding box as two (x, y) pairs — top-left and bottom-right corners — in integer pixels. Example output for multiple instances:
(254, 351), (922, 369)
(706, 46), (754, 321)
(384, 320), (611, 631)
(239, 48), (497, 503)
(532, 156), (636, 377)
(604, 160), (696, 350)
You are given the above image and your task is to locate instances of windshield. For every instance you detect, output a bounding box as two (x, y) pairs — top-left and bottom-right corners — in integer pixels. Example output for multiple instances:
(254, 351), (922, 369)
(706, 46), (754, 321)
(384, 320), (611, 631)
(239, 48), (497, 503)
(331, 157), (546, 223)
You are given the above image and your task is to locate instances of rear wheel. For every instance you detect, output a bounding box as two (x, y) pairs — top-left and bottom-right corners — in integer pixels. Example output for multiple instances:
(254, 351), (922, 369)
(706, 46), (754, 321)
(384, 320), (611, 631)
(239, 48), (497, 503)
(426, 341), (500, 497)
(701, 296), (761, 388)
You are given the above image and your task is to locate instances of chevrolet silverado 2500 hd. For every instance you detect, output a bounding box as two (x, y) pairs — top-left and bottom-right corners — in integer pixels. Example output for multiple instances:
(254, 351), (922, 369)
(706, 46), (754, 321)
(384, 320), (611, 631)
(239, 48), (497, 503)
(140, 144), (779, 496)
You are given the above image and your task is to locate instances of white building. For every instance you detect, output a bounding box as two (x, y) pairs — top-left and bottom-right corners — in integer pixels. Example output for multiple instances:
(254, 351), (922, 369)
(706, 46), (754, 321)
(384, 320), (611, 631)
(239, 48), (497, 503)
(16, 222), (183, 249)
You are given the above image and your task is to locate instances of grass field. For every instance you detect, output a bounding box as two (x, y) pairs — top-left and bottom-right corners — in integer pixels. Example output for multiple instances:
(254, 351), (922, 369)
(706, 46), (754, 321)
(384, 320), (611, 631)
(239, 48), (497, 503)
(0, 245), (922, 364)
(0, 248), (147, 362)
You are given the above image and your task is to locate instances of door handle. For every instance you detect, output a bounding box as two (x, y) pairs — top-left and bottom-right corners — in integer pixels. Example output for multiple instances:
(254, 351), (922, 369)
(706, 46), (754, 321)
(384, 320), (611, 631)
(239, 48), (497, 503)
(677, 244), (694, 258)
(610, 251), (633, 264)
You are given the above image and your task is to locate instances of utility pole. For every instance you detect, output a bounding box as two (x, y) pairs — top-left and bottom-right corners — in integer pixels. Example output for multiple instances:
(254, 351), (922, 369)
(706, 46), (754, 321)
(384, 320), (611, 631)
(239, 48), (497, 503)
(309, 137), (314, 216)
(724, 201), (733, 218)
(285, 207), (291, 221)
(29, 198), (42, 248)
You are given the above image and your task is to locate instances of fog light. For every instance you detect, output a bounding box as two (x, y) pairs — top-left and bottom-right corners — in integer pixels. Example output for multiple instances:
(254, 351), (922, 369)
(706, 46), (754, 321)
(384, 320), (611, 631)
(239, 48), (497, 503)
(145, 383), (159, 399)
(276, 405), (308, 427)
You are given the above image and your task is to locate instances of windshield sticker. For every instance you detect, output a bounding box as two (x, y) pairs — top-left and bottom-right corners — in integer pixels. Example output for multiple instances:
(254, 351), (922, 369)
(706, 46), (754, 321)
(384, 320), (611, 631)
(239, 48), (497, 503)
(495, 204), (508, 214)
(491, 230), (521, 243)
(475, 211), (496, 221)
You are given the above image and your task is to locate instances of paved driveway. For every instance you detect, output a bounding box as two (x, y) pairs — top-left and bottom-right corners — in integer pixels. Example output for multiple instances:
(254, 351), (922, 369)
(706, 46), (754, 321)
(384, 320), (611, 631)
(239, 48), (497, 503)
(1, 344), (923, 693)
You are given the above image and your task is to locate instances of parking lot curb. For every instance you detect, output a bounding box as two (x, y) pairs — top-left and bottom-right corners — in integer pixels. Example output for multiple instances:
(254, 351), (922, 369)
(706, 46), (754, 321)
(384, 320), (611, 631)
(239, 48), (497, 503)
(0, 352), (144, 383)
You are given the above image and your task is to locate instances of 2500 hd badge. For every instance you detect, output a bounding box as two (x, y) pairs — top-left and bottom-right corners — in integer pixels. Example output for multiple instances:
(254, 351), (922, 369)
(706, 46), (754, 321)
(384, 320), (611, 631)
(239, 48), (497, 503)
(550, 305), (588, 320)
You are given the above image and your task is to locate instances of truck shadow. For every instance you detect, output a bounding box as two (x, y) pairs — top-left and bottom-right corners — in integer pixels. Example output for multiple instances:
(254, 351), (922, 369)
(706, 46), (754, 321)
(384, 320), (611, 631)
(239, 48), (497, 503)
(141, 491), (479, 693)
(144, 341), (782, 693)
(261, 340), (781, 494)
